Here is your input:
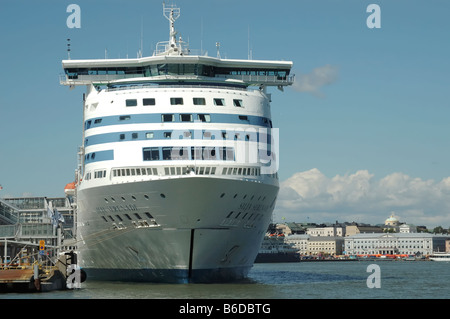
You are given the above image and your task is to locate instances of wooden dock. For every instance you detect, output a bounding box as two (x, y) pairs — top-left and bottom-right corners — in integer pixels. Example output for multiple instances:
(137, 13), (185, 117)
(0, 268), (37, 292)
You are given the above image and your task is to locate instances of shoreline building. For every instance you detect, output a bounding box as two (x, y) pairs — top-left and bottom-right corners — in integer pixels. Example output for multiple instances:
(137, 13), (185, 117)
(343, 233), (448, 256)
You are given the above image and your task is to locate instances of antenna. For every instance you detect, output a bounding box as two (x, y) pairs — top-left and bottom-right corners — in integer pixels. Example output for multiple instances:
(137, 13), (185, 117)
(216, 42), (221, 58)
(163, 2), (181, 48)
(248, 25), (252, 60)
(139, 16), (144, 58)
(200, 18), (203, 55)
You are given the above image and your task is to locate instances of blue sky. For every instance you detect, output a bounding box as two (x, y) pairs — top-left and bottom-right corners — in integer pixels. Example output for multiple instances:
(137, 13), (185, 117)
(1, 1), (449, 228)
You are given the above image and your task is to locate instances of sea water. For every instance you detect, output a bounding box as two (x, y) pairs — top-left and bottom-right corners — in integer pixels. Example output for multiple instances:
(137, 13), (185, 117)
(1, 260), (449, 299)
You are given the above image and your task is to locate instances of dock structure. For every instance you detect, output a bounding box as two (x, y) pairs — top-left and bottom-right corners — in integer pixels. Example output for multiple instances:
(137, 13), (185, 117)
(0, 196), (83, 292)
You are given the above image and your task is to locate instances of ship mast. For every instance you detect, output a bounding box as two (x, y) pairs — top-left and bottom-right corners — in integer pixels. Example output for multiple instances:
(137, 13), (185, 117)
(156, 3), (187, 56)
(164, 3), (180, 49)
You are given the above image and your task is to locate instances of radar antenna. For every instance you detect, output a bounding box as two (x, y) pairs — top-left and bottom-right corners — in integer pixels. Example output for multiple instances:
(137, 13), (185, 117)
(163, 3), (181, 49)
(154, 3), (189, 56)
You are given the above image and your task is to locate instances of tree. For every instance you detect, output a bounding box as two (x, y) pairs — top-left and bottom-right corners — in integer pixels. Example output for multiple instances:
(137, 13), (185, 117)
(432, 226), (445, 234)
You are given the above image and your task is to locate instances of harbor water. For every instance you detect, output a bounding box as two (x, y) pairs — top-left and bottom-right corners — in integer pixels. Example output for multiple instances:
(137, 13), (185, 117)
(1, 260), (448, 299)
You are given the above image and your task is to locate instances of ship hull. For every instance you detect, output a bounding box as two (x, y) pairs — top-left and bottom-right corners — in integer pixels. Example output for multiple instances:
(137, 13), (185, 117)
(76, 176), (278, 282)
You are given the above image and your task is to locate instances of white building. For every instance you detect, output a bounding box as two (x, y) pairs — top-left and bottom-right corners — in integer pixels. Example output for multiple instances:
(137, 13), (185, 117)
(399, 224), (416, 233)
(284, 234), (344, 256)
(344, 233), (434, 256)
(306, 225), (344, 237)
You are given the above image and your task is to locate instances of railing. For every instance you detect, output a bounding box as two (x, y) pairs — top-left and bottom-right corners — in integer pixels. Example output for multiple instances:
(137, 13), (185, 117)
(219, 74), (295, 86)
(60, 73), (295, 87)
(105, 82), (248, 92)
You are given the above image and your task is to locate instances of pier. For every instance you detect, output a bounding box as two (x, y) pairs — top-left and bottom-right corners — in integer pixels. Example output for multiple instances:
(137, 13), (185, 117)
(0, 196), (84, 292)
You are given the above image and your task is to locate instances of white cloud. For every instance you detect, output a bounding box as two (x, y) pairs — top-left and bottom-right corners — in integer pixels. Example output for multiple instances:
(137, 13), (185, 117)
(275, 168), (450, 228)
(292, 64), (339, 97)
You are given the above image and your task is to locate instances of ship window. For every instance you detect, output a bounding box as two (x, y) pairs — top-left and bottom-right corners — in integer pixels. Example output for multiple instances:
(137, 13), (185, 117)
(145, 132), (154, 139)
(220, 147), (234, 161)
(239, 115), (248, 121)
(233, 99), (243, 107)
(126, 99), (137, 107)
(145, 212), (153, 219)
(170, 97), (183, 105)
(213, 98), (225, 106)
(132, 133), (138, 139)
(162, 147), (173, 160)
(143, 147), (160, 161)
(197, 114), (211, 122)
(180, 114), (193, 122)
(119, 134), (125, 140)
(101, 216), (108, 222)
(164, 132), (172, 139)
(115, 215), (123, 221)
(171, 147), (189, 160)
(125, 214), (132, 220)
(193, 97), (206, 105)
(202, 147), (216, 160)
(162, 114), (174, 122)
(119, 115), (131, 121)
(94, 119), (102, 124)
(143, 98), (155, 106)
(134, 213), (142, 220)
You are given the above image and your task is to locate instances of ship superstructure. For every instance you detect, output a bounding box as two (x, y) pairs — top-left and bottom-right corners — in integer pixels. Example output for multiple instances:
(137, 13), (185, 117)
(61, 4), (293, 282)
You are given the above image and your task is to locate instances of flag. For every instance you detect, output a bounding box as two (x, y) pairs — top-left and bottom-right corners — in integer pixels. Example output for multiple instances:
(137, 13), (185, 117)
(55, 208), (65, 224)
(47, 200), (54, 219)
(0, 184), (3, 190)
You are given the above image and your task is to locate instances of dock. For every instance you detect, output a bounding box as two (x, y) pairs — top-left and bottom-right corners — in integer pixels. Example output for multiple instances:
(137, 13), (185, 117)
(0, 251), (85, 292)
(0, 196), (84, 293)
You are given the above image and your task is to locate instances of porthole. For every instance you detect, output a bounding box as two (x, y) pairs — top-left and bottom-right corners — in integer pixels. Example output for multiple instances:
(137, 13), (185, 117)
(144, 194), (149, 200)
(104, 198), (109, 203)
(111, 197), (116, 202)
(131, 195), (136, 201)
(233, 194), (238, 198)
(160, 193), (166, 198)
(121, 196), (126, 201)
(220, 193), (225, 198)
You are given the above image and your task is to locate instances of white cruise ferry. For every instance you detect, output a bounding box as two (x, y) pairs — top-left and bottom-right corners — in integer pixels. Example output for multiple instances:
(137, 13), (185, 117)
(60, 4), (293, 282)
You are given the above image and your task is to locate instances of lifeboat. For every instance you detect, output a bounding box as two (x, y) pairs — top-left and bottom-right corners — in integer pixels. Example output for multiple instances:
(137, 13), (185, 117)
(64, 182), (76, 196)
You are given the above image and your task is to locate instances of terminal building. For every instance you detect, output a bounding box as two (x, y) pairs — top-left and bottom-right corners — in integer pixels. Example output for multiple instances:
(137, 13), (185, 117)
(0, 196), (75, 265)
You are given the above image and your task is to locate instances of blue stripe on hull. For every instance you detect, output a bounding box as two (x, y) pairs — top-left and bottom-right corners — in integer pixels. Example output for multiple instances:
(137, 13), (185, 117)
(84, 266), (251, 283)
